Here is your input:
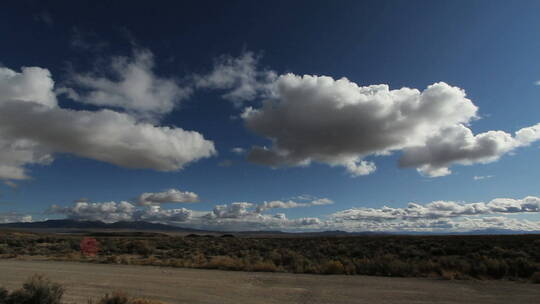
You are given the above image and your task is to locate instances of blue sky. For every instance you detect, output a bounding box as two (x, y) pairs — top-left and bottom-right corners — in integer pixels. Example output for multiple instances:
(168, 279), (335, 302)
(1, 0), (540, 232)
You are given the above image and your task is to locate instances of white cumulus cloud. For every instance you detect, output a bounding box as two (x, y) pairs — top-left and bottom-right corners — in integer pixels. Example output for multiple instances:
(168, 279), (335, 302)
(241, 74), (540, 177)
(0, 212), (32, 224)
(0, 66), (57, 107)
(137, 189), (200, 206)
(47, 194), (333, 231)
(255, 198), (333, 213)
(0, 64), (216, 181)
(331, 196), (540, 222)
(46, 194), (540, 232)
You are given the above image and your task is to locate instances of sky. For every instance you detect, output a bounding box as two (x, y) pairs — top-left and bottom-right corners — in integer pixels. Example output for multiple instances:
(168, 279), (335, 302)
(1, 0), (540, 232)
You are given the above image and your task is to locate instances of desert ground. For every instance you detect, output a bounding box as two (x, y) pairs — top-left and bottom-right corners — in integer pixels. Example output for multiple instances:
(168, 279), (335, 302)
(0, 260), (538, 304)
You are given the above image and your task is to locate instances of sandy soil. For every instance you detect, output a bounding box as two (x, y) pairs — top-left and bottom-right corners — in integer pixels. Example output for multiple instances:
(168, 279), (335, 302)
(0, 260), (538, 304)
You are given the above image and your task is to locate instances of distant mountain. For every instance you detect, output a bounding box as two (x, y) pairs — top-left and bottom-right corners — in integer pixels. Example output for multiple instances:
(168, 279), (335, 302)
(0, 219), (206, 232)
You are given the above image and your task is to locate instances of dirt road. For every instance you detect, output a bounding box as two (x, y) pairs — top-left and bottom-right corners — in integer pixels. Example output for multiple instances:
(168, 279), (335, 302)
(0, 260), (538, 303)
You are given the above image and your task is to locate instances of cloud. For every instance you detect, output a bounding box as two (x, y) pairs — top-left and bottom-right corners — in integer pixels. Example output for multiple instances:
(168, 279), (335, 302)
(136, 205), (192, 222)
(0, 65), (216, 181)
(241, 74), (540, 177)
(328, 216), (540, 232)
(49, 201), (136, 222)
(535, 80), (540, 86)
(0, 137), (53, 180)
(0, 212), (32, 224)
(70, 28), (108, 51)
(201, 201), (326, 231)
(0, 101), (215, 178)
(137, 189), (200, 206)
(49, 201), (193, 223)
(195, 52), (277, 106)
(48, 195), (332, 231)
(331, 196), (540, 222)
(211, 202), (254, 219)
(230, 147), (245, 155)
(46, 194), (540, 232)
(290, 194), (317, 201)
(0, 66), (57, 107)
(293, 217), (322, 226)
(210, 198), (333, 218)
(455, 216), (540, 231)
(399, 123), (539, 177)
(59, 48), (191, 120)
(255, 198), (333, 213)
(473, 175), (494, 180)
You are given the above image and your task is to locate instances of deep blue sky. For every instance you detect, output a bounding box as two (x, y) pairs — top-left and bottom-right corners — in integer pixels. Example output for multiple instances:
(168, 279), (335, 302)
(1, 0), (540, 229)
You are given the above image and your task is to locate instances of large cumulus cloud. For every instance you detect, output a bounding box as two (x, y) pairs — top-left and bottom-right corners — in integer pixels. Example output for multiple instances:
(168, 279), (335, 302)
(0, 64), (215, 181)
(240, 73), (540, 177)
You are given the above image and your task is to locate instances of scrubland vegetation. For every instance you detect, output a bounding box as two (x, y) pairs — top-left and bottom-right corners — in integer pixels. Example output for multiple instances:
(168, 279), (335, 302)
(1, 231), (539, 282)
(0, 274), (162, 304)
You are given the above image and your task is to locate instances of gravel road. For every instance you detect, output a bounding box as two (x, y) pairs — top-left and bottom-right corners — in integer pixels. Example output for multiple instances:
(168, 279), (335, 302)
(0, 260), (538, 304)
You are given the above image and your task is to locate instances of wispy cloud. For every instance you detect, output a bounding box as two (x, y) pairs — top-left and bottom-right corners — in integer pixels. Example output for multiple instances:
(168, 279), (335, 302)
(473, 175), (494, 180)
(59, 48), (192, 121)
(194, 51), (277, 106)
(231, 147), (245, 155)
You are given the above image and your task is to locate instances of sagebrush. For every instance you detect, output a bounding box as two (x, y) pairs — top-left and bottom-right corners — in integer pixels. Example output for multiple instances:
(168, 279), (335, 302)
(1, 231), (539, 281)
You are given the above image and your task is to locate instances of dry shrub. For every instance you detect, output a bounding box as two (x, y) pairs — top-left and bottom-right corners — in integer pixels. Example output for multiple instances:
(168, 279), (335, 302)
(440, 270), (458, 280)
(96, 291), (164, 304)
(531, 272), (540, 284)
(205, 256), (244, 270)
(105, 255), (120, 264)
(323, 260), (345, 275)
(0, 287), (8, 302)
(97, 291), (130, 304)
(250, 260), (278, 272)
(4, 274), (64, 304)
